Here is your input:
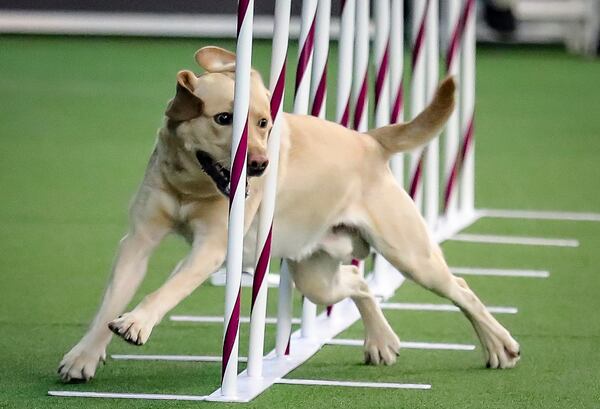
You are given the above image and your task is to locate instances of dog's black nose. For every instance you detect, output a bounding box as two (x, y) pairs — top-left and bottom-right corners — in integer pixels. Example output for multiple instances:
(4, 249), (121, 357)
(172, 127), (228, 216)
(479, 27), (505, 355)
(247, 155), (269, 177)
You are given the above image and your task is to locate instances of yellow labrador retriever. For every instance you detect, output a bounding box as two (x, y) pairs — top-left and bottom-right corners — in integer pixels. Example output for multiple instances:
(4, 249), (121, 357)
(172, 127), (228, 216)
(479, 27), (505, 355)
(58, 46), (520, 382)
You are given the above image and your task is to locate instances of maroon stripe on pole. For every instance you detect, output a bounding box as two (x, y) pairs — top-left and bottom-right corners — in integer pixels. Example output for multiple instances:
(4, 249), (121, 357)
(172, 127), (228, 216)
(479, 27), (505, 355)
(251, 226), (272, 311)
(443, 114), (474, 211)
(409, 155), (425, 199)
(390, 79), (404, 123)
(353, 74), (368, 130)
(340, 99), (351, 127)
(445, 0), (474, 71)
(270, 60), (287, 120)
(295, 14), (317, 96)
(311, 63), (328, 117)
(411, 0), (430, 72)
(285, 337), (291, 355)
(221, 288), (241, 379)
(236, 0), (250, 36)
(228, 118), (249, 206)
(374, 43), (390, 112)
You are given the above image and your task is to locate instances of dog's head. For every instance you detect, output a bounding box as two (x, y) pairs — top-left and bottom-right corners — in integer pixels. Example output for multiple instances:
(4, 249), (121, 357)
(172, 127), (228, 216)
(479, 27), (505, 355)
(165, 46), (272, 197)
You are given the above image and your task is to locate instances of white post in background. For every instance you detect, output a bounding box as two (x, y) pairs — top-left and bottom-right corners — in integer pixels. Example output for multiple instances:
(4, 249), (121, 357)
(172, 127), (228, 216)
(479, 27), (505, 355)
(442, 0), (461, 224)
(310, 0), (331, 119)
(294, 0), (319, 340)
(459, 0), (476, 217)
(247, 0), (290, 377)
(335, 0), (355, 127)
(408, 0), (429, 210)
(424, 0), (439, 228)
(352, 0), (370, 132)
(221, 0), (253, 398)
(389, 0), (405, 186)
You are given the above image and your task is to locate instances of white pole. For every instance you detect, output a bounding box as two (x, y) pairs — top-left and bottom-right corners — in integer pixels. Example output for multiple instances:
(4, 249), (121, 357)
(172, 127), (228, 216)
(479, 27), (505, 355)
(352, 0), (370, 132)
(221, 0), (253, 398)
(275, 260), (293, 356)
(310, 0), (331, 119)
(442, 0), (461, 223)
(335, 0), (355, 127)
(459, 0), (476, 217)
(424, 0), (439, 228)
(294, 0), (319, 340)
(247, 0), (290, 378)
(389, 0), (404, 185)
(408, 0), (428, 211)
(293, 0), (318, 115)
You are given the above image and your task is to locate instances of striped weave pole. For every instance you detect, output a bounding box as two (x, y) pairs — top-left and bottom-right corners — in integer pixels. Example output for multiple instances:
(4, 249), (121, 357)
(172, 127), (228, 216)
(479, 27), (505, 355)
(294, 0), (318, 340)
(352, 0), (370, 132)
(458, 0), (476, 216)
(374, 0), (391, 128)
(310, 0), (332, 316)
(248, 0), (290, 376)
(443, 0), (475, 216)
(408, 0), (429, 208)
(389, 0), (405, 184)
(371, 0), (391, 285)
(335, 0), (355, 127)
(310, 0), (331, 118)
(442, 0), (462, 218)
(331, 0), (356, 315)
(221, 0), (253, 397)
(423, 0), (439, 228)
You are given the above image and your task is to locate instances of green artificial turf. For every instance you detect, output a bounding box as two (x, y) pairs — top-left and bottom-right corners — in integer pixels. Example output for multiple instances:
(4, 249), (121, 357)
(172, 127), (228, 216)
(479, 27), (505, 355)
(0, 35), (599, 408)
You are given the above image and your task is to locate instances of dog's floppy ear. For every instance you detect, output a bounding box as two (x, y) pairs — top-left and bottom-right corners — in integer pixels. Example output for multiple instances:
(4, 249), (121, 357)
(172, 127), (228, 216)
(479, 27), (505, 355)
(165, 70), (204, 121)
(195, 46), (236, 73)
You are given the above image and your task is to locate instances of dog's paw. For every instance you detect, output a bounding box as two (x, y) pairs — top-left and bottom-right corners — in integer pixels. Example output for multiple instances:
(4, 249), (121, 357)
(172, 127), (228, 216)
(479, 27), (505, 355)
(479, 326), (521, 369)
(363, 327), (401, 366)
(58, 343), (106, 383)
(108, 311), (155, 346)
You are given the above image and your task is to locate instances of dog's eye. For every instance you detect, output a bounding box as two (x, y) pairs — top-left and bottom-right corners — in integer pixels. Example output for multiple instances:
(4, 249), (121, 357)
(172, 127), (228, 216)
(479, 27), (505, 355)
(214, 112), (233, 126)
(258, 118), (268, 129)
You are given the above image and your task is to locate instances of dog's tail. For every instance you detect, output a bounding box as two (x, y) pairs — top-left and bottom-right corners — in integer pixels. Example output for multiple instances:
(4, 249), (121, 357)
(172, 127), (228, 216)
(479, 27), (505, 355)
(366, 76), (455, 154)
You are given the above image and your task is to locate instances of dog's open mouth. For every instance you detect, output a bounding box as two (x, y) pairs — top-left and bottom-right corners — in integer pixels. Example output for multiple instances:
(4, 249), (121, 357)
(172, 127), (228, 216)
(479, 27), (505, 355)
(195, 151), (249, 198)
(195, 151), (231, 197)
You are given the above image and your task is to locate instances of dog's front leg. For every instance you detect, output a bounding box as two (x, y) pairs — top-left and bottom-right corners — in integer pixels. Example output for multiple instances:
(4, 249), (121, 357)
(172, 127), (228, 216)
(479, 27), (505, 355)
(108, 234), (227, 346)
(109, 189), (262, 346)
(58, 224), (168, 382)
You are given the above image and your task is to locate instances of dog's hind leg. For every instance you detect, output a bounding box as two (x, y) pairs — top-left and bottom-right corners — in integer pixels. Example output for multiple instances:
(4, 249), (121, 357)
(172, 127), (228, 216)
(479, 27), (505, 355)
(58, 215), (169, 382)
(362, 177), (520, 369)
(288, 252), (401, 365)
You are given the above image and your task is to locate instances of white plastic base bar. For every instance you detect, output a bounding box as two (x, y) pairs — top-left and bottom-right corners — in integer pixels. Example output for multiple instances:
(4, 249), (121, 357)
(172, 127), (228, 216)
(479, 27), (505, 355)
(450, 266), (550, 278)
(169, 315), (301, 325)
(275, 378), (431, 390)
(48, 391), (208, 401)
(450, 233), (579, 247)
(481, 208), (600, 222)
(380, 302), (518, 314)
(326, 339), (476, 351)
(111, 354), (248, 363)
